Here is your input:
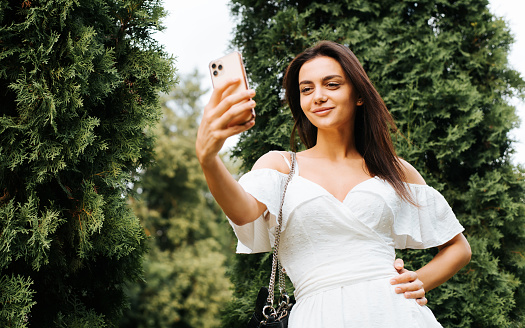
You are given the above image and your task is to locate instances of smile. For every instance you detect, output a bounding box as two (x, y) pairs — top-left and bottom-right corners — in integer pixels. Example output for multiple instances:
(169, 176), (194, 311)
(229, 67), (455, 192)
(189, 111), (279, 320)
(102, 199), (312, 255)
(312, 107), (333, 115)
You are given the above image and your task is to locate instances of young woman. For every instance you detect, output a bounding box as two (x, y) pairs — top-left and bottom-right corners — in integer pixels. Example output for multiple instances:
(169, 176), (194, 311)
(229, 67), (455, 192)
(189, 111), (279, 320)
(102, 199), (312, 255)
(196, 41), (471, 327)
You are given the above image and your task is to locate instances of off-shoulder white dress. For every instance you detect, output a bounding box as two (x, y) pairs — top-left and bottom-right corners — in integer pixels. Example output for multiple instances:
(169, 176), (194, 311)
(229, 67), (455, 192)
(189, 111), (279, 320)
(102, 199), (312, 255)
(229, 152), (464, 328)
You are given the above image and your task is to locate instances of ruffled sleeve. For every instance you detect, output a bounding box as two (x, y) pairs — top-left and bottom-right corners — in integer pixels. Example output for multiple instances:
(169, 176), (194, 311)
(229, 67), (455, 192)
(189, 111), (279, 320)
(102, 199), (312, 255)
(393, 184), (464, 249)
(228, 169), (287, 254)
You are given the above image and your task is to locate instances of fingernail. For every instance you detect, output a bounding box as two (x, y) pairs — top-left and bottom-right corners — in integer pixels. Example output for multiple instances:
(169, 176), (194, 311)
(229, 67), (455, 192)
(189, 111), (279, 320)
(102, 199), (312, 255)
(395, 287), (401, 293)
(390, 279), (396, 284)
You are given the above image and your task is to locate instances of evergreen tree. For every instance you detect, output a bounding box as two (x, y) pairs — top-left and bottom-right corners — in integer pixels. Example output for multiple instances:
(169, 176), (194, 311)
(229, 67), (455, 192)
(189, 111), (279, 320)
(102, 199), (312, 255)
(120, 71), (234, 328)
(224, 0), (525, 327)
(0, 0), (175, 326)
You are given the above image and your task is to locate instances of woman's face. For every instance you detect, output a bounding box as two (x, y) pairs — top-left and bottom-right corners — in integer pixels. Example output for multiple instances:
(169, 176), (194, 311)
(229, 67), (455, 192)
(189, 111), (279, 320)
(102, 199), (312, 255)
(298, 56), (360, 131)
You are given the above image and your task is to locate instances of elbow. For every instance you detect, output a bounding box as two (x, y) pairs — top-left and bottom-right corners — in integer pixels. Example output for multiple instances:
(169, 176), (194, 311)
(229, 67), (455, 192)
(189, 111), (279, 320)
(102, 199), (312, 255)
(462, 240), (472, 267)
(229, 214), (263, 227)
(441, 233), (472, 269)
(227, 201), (265, 226)
(455, 234), (472, 268)
(228, 215), (248, 226)
(231, 218), (249, 226)
(460, 232), (472, 266)
(228, 212), (258, 226)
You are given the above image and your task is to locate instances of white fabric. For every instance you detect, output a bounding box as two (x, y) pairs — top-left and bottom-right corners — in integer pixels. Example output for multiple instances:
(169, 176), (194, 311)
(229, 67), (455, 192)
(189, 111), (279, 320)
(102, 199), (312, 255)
(228, 161), (464, 328)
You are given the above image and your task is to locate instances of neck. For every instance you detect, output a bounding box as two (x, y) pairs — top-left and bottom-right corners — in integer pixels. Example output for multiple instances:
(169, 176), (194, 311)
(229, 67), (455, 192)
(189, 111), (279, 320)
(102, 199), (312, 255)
(310, 128), (361, 160)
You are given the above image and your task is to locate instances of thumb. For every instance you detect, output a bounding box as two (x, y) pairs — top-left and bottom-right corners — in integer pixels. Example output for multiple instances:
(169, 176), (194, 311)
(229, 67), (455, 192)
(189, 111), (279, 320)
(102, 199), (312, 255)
(394, 258), (404, 270)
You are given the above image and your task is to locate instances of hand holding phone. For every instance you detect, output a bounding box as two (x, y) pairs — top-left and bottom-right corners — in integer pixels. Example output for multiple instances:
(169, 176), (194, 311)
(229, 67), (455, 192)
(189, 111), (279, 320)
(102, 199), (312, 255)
(197, 52), (256, 166)
(209, 52), (255, 126)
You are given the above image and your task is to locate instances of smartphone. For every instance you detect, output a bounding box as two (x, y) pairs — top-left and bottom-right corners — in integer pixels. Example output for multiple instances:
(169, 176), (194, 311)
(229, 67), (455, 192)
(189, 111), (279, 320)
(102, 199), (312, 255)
(209, 51), (254, 125)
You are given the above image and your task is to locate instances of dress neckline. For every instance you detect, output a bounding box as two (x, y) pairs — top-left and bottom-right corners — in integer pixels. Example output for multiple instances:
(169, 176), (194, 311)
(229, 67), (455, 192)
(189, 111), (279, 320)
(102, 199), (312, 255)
(295, 175), (378, 204)
(247, 167), (430, 206)
(291, 153), (376, 204)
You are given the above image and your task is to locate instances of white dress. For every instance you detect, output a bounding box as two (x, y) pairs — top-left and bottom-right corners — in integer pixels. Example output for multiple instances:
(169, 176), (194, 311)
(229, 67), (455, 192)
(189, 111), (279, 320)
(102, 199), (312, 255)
(229, 153), (464, 328)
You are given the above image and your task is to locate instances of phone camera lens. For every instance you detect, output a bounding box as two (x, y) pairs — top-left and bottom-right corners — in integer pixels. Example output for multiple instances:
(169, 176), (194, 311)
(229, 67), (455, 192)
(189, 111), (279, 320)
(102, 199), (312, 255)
(212, 63), (216, 69)
(218, 65), (223, 70)
(213, 70), (218, 76)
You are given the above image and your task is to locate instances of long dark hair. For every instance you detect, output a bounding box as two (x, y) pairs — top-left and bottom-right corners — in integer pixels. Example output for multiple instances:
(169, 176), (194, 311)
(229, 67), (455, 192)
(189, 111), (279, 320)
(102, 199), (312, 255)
(283, 41), (414, 204)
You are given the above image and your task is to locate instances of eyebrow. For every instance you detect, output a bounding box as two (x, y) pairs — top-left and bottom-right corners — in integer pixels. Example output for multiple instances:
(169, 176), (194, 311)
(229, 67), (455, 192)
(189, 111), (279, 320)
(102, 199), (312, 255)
(299, 74), (344, 85)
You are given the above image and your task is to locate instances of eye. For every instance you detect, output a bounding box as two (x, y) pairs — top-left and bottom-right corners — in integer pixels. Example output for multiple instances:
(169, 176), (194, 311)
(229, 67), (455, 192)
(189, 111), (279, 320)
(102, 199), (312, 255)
(300, 86), (313, 94)
(326, 82), (340, 88)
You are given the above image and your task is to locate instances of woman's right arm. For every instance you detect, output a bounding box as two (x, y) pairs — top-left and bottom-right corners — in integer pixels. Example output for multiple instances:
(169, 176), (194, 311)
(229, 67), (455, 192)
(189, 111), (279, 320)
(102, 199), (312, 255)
(195, 78), (264, 225)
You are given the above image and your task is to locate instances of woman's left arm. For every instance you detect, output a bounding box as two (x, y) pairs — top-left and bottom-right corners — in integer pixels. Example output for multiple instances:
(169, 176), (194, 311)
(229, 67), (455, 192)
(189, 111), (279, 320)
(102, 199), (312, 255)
(415, 233), (471, 291)
(391, 159), (472, 299)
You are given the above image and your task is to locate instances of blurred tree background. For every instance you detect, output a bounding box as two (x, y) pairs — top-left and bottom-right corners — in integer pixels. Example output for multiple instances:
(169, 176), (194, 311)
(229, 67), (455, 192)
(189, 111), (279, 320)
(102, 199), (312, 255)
(224, 0), (525, 327)
(0, 0), (175, 327)
(119, 71), (235, 328)
(2, 0), (524, 327)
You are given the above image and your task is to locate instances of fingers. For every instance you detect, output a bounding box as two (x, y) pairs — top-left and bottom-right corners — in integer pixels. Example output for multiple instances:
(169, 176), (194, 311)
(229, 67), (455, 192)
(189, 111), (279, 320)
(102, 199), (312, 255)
(393, 279), (424, 293)
(392, 271), (422, 292)
(206, 80), (254, 115)
(394, 258), (404, 271)
(196, 115), (255, 164)
(402, 288), (426, 299)
(390, 259), (427, 306)
(204, 91), (255, 128)
(390, 270), (417, 285)
(208, 78), (242, 108)
(217, 116), (256, 139)
(227, 108), (256, 128)
(393, 278), (426, 306)
(416, 297), (428, 306)
(197, 81), (256, 163)
(218, 99), (256, 128)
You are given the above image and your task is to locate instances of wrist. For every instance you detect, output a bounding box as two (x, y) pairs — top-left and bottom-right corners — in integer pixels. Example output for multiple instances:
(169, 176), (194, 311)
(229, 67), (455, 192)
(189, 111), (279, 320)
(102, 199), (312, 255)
(198, 154), (221, 170)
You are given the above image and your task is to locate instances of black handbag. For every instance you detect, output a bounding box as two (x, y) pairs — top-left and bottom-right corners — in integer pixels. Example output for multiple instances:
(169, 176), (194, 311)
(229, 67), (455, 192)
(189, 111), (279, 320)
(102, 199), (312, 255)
(247, 287), (293, 328)
(247, 152), (296, 328)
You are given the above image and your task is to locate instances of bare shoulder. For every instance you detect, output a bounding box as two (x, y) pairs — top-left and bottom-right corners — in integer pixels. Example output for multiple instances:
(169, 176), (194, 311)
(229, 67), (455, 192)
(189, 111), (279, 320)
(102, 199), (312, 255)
(251, 151), (291, 174)
(398, 158), (426, 185)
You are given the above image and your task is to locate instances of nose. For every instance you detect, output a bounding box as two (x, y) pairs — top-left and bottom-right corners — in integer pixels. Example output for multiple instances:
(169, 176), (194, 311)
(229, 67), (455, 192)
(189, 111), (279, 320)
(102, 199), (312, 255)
(313, 90), (327, 104)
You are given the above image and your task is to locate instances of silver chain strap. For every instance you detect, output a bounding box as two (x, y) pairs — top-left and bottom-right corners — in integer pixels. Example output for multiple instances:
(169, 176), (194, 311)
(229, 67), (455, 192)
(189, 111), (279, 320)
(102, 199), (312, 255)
(266, 152), (296, 307)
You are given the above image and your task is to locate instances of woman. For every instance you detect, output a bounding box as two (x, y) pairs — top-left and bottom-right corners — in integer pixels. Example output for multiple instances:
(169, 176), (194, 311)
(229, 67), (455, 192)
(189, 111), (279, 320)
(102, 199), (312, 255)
(196, 41), (471, 327)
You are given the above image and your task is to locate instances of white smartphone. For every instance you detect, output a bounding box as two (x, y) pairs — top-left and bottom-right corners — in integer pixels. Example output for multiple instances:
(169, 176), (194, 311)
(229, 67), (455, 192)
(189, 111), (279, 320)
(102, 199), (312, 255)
(209, 51), (254, 125)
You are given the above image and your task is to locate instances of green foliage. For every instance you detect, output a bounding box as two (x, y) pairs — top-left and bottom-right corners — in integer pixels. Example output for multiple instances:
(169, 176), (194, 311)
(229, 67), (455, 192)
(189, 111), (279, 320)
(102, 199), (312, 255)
(120, 72), (234, 328)
(221, 253), (272, 328)
(227, 0), (525, 327)
(0, 274), (36, 328)
(0, 0), (175, 326)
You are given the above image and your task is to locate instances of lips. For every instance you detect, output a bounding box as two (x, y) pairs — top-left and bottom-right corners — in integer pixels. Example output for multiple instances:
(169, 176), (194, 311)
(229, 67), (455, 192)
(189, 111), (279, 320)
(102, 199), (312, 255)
(312, 107), (333, 115)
